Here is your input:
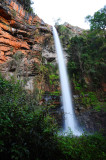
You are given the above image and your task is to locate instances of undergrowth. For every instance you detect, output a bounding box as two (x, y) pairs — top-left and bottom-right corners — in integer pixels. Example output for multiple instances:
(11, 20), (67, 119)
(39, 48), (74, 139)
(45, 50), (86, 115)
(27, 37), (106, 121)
(0, 75), (106, 160)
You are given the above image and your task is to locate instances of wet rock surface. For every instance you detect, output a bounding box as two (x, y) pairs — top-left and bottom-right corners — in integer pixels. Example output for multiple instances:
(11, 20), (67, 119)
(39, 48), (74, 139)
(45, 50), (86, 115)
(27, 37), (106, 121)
(78, 110), (106, 134)
(73, 95), (106, 135)
(42, 94), (64, 128)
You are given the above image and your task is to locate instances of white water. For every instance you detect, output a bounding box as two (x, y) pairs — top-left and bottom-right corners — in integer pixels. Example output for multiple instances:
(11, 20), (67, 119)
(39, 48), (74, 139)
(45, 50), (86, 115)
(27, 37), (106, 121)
(53, 27), (82, 136)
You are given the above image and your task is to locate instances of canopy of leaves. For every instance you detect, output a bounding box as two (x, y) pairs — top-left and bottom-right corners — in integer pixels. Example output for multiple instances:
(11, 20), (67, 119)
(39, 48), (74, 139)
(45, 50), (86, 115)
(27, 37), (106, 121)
(67, 32), (106, 88)
(65, 6), (106, 90)
(86, 6), (106, 31)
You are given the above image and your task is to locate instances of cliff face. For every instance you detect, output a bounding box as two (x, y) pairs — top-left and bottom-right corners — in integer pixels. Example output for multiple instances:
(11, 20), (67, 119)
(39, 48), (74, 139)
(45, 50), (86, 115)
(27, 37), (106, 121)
(0, 0), (86, 93)
(63, 22), (84, 36)
(0, 0), (57, 92)
(0, 1), (105, 134)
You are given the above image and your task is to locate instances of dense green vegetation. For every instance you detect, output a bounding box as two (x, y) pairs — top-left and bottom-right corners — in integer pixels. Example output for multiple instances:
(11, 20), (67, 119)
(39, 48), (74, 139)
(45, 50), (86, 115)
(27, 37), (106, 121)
(56, 6), (106, 110)
(86, 6), (106, 31)
(0, 75), (106, 160)
(0, 74), (58, 160)
(57, 6), (106, 89)
(0, 5), (106, 160)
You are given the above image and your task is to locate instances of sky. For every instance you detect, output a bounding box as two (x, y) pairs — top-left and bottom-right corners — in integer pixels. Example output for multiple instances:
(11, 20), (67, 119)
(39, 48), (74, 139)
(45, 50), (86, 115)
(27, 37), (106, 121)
(32, 0), (106, 29)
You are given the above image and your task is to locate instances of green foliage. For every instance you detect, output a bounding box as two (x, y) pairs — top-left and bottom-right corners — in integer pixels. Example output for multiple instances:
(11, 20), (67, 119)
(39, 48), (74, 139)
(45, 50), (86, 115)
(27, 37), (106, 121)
(50, 90), (60, 96)
(42, 63), (60, 94)
(0, 75), (106, 160)
(67, 36), (85, 82)
(0, 74), (58, 160)
(49, 74), (59, 86)
(56, 25), (72, 48)
(69, 34), (104, 74)
(72, 79), (106, 111)
(67, 24), (106, 89)
(80, 91), (99, 109)
(86, 6), (106, 31)
(55, 7), (106, 91)
(57, 132), (106, 160)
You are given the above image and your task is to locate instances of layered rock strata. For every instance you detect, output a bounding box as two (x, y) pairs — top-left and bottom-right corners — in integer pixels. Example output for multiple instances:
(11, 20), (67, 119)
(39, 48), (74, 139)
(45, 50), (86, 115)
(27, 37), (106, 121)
(0, 0), (56, 92)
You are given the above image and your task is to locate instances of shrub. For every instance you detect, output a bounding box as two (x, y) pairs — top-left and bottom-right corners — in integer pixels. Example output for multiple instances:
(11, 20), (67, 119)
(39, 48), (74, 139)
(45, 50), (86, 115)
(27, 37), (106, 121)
(57, 132), (106, 160)
(0, 75), (106, 160)
(0, 75), (58, 160)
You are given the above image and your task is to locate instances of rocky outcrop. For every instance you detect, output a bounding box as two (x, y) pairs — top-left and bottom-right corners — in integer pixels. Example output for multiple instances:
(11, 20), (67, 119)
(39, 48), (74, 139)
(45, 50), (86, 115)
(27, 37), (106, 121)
(78, 109), (106, 134)
(0, 0), (52, 63)
(63, 22), (84, 36)
(73, 95), (106, 134)
(0, 0), (56, 92)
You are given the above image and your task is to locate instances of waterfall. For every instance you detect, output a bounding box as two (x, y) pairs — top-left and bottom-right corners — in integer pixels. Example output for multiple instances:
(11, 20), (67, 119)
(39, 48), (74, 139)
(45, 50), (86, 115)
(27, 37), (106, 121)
(53, 26), (82, 136)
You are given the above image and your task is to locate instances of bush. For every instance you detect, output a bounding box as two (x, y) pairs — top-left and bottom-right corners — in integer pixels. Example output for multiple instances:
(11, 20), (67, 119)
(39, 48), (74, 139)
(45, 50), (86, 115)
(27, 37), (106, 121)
(0, 75), (58, 160)
(57, 132), (106, 160)
(0, 75), (106, 160)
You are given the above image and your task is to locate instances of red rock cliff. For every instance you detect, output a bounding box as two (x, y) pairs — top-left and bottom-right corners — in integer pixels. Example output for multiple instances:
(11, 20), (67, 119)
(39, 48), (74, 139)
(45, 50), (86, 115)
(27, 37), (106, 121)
(0, 0), (52, 63)
(0, 0), (56, 92)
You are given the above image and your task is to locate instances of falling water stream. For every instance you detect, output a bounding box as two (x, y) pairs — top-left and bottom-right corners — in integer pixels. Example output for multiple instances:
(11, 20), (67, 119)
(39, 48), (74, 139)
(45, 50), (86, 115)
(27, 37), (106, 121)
(53, 26), (82, 136)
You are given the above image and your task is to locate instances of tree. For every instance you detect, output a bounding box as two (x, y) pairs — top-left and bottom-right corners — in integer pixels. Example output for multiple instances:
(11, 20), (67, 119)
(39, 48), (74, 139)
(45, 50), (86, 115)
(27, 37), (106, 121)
(67, 6), (106, 89)
(86, 6), (106, 31)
